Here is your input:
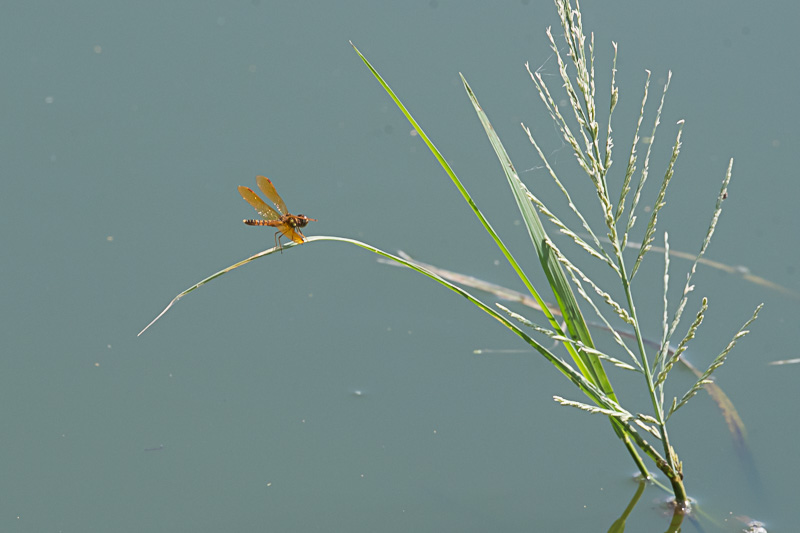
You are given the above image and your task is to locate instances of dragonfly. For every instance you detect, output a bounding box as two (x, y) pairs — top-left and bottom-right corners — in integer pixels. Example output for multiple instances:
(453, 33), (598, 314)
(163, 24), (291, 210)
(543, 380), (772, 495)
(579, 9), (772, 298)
(238, 176), (316, 251)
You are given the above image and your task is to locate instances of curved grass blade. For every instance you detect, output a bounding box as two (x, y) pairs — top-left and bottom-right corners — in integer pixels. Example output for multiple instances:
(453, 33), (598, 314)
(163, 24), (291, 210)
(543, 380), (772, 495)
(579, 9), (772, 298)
(137, 236), (593, 403)
(138, 233), (668, 465)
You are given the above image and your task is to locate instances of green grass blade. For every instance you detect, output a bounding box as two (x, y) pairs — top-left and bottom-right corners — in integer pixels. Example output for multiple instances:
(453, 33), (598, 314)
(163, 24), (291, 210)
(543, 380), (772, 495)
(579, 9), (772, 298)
(350, 42), (595, 382)
(140, 232), (667, 459)
(351, 43), (658, 472)
(460, 75), (617, 398)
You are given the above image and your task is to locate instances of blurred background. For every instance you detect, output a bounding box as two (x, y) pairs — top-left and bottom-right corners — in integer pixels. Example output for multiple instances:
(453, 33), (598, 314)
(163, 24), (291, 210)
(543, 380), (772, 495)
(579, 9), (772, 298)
(1, 1), (797, 530)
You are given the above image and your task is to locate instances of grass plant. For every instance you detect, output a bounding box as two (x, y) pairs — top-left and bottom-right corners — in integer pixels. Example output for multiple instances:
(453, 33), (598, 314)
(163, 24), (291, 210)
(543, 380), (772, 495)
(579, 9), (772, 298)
(139, 0), (761, 513)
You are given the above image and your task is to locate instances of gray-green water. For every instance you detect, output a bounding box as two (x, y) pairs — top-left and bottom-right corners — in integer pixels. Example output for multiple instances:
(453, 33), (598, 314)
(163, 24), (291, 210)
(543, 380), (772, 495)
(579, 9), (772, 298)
(2, 1), (797, 530)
